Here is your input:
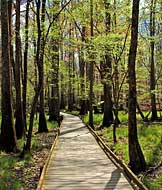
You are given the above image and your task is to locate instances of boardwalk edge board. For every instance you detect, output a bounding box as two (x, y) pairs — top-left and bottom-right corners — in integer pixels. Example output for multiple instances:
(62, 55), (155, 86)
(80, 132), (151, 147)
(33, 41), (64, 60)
(37, 132), (59, 190)
(86, 124), (148, 190)
(37, 119), (64, 190)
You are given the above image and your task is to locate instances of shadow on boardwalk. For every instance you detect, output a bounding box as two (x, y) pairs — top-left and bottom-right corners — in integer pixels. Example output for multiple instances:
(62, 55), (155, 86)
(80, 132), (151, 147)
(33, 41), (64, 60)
(42, 113), (133, 190)
(104, 169), (121, 189)
(60, 126), (85, 136)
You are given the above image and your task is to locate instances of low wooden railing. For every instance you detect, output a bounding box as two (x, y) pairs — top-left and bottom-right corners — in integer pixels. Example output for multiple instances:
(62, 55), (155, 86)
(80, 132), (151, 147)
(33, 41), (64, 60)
(86, 124), (148, 190)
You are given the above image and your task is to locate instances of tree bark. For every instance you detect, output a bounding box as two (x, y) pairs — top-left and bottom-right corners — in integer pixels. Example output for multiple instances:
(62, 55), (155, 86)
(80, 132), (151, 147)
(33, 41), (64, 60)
(68, 52), (73, 111)
(89, 0), (94, 129)
(68, 24), (75, 111)
(150, 0), (157, 121)
(48, 23), (60, 121)
(128, 0), (146, 173)
(60, 43), (66, 109)
(79, 26), (88, 115)
(101, 0), (114, 128)
(25, 84), (42, 152)
(15, 0), (25, 139)
(23, 1), (44, 152)
(23, 0), (30, 130)
(60, 74), (66, 109)
(102, 83), (114, 127)
(8, 0), (15, 84)
(38, 0), (48, 133)
(0, 0), (18, 152)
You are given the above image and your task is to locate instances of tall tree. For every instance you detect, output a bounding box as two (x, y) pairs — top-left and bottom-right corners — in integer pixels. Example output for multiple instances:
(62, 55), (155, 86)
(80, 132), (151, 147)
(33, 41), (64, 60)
(0, 0), (18, 152)
(128, 0), (146, 173)
(68, 23), (75, 111)
(89, 0), (94, 129)
(38, 0), (48, 133)
(79, 26), (88, 115)
(15, 0), (25, 139)
(22, 0), (30, 130)
(49, 1), (60, 121)
(48, 41), (60, 121)
(101, 0), (114, 128)
(8, 0), (15, 84)
(150, 0), (157, 121)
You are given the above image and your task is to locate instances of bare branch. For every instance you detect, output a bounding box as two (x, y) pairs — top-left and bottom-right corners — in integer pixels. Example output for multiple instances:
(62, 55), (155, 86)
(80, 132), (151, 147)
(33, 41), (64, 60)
(44, 0), (72, 44)
(116, 24), (131, 64)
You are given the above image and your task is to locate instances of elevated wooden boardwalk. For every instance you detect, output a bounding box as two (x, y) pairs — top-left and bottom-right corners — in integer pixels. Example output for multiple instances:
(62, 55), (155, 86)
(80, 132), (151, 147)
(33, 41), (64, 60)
(41, 113), (133, 190)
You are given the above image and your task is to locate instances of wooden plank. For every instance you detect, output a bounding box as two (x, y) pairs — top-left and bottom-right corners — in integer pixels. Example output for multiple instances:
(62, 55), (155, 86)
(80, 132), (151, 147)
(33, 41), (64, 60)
(41, 113), (133, 190)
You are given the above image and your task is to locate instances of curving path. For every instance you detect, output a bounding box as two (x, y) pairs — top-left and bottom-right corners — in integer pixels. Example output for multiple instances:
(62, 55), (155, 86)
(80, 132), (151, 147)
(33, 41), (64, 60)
(41, 113), (133, 190)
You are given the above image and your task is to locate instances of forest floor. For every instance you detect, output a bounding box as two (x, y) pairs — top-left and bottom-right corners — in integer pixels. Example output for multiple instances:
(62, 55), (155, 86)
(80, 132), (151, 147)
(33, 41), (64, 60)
(15, 129), (58, 190)
(0, 127), (58, 190)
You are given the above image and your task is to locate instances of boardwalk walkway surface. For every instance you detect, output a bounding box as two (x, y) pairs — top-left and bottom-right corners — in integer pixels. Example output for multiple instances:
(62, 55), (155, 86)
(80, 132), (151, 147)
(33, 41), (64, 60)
(42, 113), (133, 190)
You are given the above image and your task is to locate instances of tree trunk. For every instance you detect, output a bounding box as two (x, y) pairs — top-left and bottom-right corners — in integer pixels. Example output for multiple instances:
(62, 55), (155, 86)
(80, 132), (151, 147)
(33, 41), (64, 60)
(89, 0), (94, 129)
(79, 26), (88, 115)
(68, 24), (75, 111)
(60, 74), (66, 109)
(8, 0), (15, 84)
(60, 43), (66, 109)
(0, 0), (18, 152)
(68, 51), (73, 112)
(101, 1), (114, 127)
(150, 0), (157, 121)
(38, 0), (48, 133)
(102, 83), (114, 127)
(128, 0), (146, 173)
(48, 26), (60, 121)
(23, 0), (43, 152)
(25, 84), (42, 152)
(38, 68), (48, 132)
(15, 0), (25, 139)
(23, 0), (30, 130)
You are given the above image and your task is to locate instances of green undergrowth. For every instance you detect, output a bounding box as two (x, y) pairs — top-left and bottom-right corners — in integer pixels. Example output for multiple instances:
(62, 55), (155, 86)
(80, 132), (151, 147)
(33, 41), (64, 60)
(32, 115), (59, 130)
(0, 115), (58, 190)
(82, 112), (162, 189)
(62, 109), (80, 116)
(143, 174), (162, 190)
(82, 112), (103, 125)
(0, 152), (21, 190)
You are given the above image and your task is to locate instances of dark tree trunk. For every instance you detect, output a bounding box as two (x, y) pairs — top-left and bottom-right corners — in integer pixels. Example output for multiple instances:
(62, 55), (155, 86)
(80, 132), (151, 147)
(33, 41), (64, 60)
(112, 58), (121, 141)
(60, 74), (66, 109)
(38, 0), (48, 133)
(128, 0), (146, 173)
(102, 83), (113, 127)
(150, 0), (157, 121)
(23, 0), (30, 130)
(113, 51), (120, 128)
(89, 0), (94, 129)
(25, 84), (42, 152)
(23, 1), (43, 152)
(113, 123), (117, 143)
(48, 27), (60, 121)
(101, 0), (114, 128)
(38, 55), (48, 132)
(68, 24), (75, 111)
(8, 0), (15, 83)
(60, 43), (66, 109)
(68, 51), (73, 112)
(15, 0), (25, 139)
(0, 0), (18, 152)
(48, 84), (60, 121)
(79, 26), (88, 115)
(136, 102), (148, 121)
